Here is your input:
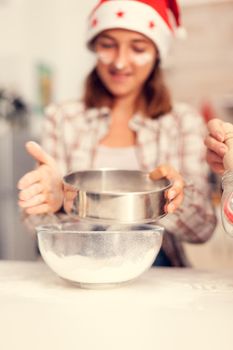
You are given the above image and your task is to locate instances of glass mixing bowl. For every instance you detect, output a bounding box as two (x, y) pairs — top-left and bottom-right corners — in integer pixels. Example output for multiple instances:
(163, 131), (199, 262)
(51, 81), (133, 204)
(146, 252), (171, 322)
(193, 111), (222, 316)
(36, 222), (164, 289)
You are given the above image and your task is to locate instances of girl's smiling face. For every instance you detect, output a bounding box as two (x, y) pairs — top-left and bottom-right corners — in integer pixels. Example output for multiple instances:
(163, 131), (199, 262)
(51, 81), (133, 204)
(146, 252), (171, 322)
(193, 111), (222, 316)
(94, 29), (158, 98)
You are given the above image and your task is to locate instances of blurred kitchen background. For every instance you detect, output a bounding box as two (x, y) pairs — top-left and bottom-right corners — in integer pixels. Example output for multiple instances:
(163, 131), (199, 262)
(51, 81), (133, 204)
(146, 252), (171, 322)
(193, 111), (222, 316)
(0, 0), (233, 267)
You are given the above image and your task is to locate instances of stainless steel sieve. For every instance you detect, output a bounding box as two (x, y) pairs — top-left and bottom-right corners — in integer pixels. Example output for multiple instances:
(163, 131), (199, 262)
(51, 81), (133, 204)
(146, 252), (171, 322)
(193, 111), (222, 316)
(63, 169), (171, 224)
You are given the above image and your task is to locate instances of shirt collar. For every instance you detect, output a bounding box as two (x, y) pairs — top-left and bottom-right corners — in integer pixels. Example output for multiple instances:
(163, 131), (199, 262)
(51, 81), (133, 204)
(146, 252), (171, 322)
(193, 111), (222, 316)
(85, 106), (110, 122)
(85, 105), (161, 132)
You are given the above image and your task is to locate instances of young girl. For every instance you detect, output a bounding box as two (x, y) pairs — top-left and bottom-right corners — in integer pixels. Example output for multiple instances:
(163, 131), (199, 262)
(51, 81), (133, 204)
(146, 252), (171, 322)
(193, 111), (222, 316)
(18, 0), (216, 266)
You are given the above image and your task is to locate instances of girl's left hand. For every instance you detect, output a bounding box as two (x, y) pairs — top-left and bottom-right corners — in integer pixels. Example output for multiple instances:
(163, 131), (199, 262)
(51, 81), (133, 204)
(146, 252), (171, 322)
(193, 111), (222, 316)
(149, 165), (184, 213)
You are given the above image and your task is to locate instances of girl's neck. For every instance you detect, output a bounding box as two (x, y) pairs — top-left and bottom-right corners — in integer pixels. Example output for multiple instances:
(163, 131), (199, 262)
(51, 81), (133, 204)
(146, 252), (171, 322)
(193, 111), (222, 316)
(112, 93), (139, 121)
(99, 93), (139, 147)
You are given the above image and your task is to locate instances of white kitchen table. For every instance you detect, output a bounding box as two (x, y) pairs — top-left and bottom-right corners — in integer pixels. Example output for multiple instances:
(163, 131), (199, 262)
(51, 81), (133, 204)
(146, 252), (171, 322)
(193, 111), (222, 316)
(0, 261), (233, 350)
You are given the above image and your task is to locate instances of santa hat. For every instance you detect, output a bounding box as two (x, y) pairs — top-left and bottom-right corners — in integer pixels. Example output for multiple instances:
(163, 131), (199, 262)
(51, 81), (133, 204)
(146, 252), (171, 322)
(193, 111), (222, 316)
(87, 0), (185, 61)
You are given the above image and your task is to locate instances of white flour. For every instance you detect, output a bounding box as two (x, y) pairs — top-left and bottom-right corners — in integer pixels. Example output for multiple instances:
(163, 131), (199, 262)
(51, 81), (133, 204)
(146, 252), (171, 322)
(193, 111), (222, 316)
(42, 249), (157, 284)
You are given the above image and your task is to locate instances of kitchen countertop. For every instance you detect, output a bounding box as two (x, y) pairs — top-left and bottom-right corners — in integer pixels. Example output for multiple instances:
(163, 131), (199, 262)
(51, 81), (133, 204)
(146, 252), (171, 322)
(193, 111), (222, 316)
(0, 261), (233, 350)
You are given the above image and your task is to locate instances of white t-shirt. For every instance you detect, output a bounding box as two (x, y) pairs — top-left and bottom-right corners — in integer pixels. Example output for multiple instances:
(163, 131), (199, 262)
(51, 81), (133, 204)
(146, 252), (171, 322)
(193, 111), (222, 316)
(93, 145), (140, 170)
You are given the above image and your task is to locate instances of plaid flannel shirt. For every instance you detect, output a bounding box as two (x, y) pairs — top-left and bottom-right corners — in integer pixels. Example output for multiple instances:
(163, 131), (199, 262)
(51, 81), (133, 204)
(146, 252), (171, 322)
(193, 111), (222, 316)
(28, 100), (217, 266)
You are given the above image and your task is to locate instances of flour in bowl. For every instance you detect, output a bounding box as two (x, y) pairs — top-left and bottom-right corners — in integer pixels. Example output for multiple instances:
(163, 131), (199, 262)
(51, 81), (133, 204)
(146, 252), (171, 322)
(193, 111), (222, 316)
(42, 248), (158, 284)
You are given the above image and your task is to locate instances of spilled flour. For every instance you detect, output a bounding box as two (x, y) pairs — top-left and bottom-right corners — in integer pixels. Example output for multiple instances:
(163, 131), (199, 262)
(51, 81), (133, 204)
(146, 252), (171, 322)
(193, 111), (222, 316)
(42, 249), (157, 284)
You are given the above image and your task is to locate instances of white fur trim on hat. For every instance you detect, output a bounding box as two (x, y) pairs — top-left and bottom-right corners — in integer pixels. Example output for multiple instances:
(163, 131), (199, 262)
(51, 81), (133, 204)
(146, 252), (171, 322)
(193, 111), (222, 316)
(86, 1), (173, 61)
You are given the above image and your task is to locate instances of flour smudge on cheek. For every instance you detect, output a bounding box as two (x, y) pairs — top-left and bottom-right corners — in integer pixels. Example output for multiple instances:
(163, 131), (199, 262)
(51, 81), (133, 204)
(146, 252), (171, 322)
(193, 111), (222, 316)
(131, 52), (154, 66)
(96, 51), (113, 65)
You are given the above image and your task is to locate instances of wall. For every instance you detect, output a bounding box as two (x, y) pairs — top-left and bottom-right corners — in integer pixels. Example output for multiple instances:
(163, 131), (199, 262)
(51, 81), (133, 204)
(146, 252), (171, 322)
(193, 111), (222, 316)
(0, 0), (27, 93)
(166, 1), (233, 116)
(0, 0), (96, 105)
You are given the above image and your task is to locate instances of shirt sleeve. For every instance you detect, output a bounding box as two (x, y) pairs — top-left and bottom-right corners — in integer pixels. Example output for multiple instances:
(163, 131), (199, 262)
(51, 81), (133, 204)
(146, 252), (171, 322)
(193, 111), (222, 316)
(41, 103), (69, 176)
(158, 105), (217, 243)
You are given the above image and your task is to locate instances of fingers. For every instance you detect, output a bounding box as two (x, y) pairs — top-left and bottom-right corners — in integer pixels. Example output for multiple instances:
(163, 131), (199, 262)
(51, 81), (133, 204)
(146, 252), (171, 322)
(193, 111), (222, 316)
(25, 141), (56, 167)
(18, 166), (64, 214)
(204, 135), (227, 158)
(64, 191), (77, 201)
(18, 189), (64, 214)
(149, 165), (169, 181)
(205, 119), (230, 173)
(207, 118), (225, 142)
(166, 191), (184, 213)
(64, 200), (75, 214)
(206, 150), (225, 174)
(23, 204), (51, 215)
(206, 150), (224, 167)
(18, 183), (43, 200)
(18, 193), (63, 214)
(150, 165), (184, 214)
(165, 176), (184, 214)
(166, 178), (183, 201)
(150, 165), (183, 185)
(17, 144), (63, 215)
(17, 169), (46, 213)
(18, 193), (46, 208)
(18, 188), (50, 214)
(17, 169), (42, 190)
(63, 182), (76, 192)
(63, 187), (77, 213)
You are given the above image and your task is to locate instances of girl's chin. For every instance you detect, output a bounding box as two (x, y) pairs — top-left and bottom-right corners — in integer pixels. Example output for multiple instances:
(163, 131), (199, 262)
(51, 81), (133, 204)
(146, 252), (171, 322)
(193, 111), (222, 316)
(106, 84), (136, 97)
(108, 89), (134, 98)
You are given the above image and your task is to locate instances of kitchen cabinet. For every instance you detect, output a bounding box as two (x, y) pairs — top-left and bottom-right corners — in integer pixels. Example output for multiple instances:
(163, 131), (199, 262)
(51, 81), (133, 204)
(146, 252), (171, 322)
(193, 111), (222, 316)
(0, 124), (37, 260)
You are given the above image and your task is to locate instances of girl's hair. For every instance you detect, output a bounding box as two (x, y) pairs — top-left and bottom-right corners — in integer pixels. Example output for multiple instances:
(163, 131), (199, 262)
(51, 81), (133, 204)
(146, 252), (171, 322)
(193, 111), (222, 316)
(83, 59), (172, 119)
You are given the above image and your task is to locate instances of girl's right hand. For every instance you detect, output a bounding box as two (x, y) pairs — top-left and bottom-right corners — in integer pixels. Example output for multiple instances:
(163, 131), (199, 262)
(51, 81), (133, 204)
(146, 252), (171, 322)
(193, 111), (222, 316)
(149, 165), (184, 214)
(17, 142), (64, 215)
(204, 118), (228, 174)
